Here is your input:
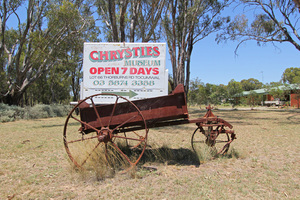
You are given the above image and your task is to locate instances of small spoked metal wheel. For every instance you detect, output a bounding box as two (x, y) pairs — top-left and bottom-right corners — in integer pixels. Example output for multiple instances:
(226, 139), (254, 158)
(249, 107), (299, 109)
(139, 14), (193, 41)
(63, 93), (148, 171)
(191, 121), (231, 162)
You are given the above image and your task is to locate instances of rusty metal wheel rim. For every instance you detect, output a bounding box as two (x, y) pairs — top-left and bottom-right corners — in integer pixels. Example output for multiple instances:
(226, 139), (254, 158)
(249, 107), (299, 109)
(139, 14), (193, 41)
(63, 93), (148, 170)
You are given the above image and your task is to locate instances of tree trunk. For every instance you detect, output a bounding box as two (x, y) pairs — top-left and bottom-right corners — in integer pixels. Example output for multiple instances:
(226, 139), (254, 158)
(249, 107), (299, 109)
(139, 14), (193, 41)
(108, 0), (118, 41)
(120, 0), (128, 42)
(130, 0), (141, 42)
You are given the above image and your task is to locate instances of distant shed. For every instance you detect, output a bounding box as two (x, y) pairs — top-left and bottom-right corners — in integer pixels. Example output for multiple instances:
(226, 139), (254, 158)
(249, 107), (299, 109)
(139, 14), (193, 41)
(239, 84), (300, 108)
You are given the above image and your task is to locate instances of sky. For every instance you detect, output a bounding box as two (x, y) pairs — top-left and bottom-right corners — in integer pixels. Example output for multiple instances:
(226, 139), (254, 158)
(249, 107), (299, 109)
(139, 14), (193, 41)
(171, 34), (300, 85)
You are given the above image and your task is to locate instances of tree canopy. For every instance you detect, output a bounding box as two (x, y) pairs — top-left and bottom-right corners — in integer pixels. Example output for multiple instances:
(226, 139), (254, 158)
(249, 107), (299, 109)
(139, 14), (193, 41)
(0, 0), (99, 105)
(240, 78), (263, 91)
(217, 0), (300, 53)
(282, 67), (300, 84)
(95, 0), (165, 42)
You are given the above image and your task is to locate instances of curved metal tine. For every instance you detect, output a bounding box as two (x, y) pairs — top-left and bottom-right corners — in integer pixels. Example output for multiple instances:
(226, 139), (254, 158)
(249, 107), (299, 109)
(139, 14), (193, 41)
(80, 142), (102, 166)
(108, 96), (119, 127)
(111, 114), (139, 132)
(70, 114), (99, 132)
(217, 143), (230, 155)
(90, 97), (104, 127)
(66, 135), (98, 144)
(215, 125), (221, 131)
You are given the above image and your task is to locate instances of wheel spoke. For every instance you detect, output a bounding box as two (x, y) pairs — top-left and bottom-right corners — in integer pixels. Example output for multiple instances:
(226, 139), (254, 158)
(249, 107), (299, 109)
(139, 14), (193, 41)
(110, 141), (133, 165)
(112, 114), (139, 132)
(71, 114), (99, 132)
(112, 134), (145, 142)
(66, 135), (98, 144)
(108, 97), (119, 127)
(80, 142), (102, 166)
(91, 97), (103, 127)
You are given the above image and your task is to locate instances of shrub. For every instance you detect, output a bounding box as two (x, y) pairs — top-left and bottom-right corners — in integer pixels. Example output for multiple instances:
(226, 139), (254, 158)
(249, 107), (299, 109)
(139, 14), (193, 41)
(25, 104), (71, 119)
(0, 103), (25, 122)
(0, 103), (71, 122)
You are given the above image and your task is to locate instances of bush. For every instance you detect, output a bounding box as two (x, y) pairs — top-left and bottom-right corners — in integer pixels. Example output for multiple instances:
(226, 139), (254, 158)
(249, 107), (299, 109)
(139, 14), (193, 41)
(0, 103), (71, 122)
(0, 104), (25, 122)
(25, 104), (72, 119)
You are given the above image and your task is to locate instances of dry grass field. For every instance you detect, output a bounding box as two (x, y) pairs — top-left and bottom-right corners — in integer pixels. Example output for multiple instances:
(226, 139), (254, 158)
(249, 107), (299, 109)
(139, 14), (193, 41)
(0, 108), (299, 199)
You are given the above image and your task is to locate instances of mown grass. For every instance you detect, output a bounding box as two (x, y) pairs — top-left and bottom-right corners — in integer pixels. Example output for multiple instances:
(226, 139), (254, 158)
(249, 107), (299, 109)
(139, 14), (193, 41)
(0, 108), (299, 199)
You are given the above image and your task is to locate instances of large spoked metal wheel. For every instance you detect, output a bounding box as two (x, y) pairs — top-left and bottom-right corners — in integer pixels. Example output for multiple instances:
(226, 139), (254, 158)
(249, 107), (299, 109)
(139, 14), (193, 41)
(191, 122), (231, 161)
(63, 93), (148, 171)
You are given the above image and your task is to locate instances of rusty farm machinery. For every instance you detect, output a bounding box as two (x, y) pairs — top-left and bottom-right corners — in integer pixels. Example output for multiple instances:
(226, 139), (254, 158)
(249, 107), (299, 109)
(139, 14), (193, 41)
(63, 84), (236, 170)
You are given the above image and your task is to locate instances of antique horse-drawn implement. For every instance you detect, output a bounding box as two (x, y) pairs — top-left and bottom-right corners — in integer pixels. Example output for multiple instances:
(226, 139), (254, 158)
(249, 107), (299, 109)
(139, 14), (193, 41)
(63, 84), (236, 170)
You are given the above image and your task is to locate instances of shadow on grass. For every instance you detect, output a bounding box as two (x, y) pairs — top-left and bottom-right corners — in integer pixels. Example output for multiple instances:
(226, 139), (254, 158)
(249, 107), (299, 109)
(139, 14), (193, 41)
(140, 146), (201, 167)
(131, 145), (241, 168)
(71, 144), (242, 181)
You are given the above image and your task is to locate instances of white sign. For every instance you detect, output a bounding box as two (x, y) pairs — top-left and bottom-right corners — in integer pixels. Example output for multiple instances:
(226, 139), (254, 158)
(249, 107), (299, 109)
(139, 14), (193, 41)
(81, 42), (168, 103)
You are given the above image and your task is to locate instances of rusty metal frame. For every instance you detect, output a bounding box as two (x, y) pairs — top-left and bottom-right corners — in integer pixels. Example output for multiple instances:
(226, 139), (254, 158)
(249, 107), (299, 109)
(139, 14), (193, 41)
(63, 84), (236, 170)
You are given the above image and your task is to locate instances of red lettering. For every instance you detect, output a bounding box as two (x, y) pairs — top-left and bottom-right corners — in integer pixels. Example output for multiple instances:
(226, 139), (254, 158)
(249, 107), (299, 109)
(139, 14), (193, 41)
(130, 68), (137, 74)
(132, 47), (140, 57)
(146, 47), (152, 56)
(105, 67), (111, 74)
(152, 68), (159, 75)
(140, 47), (145, 56)
(153, 47), (160, 57)
(121, 67), (128, 74)
(117, 49), (125, 59)
(100, 51), (109, 61)
(90, 67), (97, 74)
(125, 48), (132, 58)
(112, 67), (119, 74)
(110, 51), (118, 60)
(90, 51), (99, 61)
(98, 67), (104, 74)
(145, 68), (152, 75)
(137, 68), (145, 75)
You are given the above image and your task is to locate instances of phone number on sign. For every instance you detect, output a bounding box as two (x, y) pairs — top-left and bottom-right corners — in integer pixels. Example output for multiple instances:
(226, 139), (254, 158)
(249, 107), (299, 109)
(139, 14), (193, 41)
(92, 80), (155, 86)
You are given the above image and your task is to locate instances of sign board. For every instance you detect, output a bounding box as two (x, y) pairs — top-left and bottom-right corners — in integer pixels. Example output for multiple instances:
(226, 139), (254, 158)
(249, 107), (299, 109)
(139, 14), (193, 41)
(81, 42), (168, 104)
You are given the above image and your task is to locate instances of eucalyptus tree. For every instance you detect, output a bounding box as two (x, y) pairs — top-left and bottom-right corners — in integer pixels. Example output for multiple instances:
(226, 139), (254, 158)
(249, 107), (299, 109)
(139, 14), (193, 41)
(218, 0), (300, 54)
(227, 79), (243, 107)
(0, 0), (98, 105)
(281, 67), (300, 84)
(95, 0), (166, 42)
(188, 78), (208, 105)
(240, 78), (263, 91)
(162, 0), (231, 95)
